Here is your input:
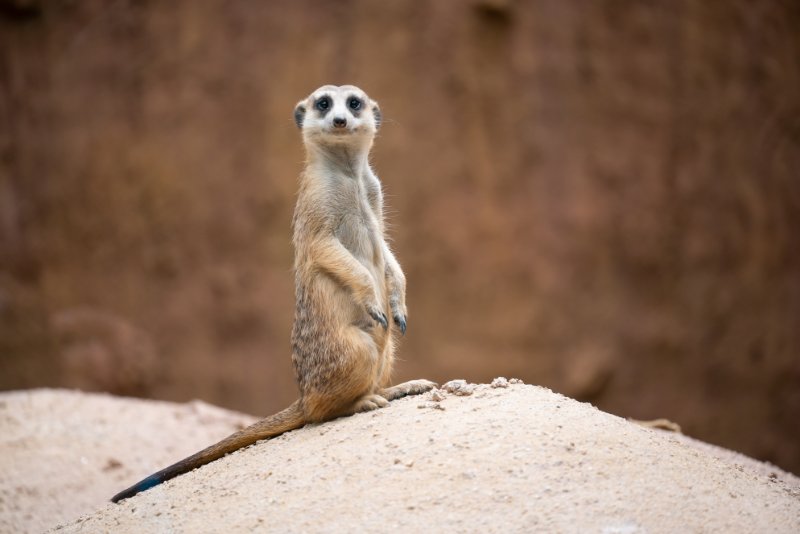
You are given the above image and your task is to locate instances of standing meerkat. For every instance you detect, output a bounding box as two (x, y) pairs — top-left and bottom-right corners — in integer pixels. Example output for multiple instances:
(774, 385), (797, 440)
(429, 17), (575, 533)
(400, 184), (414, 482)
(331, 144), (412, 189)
(111, 85), (436, 503)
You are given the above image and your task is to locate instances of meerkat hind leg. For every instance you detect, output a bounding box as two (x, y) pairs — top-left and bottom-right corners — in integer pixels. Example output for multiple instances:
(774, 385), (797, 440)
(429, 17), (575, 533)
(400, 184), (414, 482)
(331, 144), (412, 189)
(382, 379), (438, 401)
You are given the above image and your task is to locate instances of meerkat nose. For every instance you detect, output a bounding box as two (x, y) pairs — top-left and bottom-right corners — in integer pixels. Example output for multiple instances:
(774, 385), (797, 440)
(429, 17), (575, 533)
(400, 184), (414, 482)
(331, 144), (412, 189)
(333, 116), (347, 128)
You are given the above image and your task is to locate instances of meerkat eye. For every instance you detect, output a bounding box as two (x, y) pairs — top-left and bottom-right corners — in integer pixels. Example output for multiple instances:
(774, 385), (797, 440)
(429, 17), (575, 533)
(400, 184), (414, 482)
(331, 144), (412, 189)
(315, 97), (330, 111)
(348, 98), (362, 111)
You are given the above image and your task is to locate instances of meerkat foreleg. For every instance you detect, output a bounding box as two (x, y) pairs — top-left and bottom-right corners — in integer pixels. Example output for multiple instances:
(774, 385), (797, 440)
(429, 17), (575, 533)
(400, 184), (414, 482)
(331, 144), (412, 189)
(309, 237), (389, 329)
(382, 243), (408, 334)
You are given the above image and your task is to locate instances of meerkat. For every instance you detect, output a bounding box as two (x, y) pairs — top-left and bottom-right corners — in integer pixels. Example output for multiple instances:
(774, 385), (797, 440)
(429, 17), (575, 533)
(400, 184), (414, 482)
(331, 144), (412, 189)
(110, 85), (436, 503)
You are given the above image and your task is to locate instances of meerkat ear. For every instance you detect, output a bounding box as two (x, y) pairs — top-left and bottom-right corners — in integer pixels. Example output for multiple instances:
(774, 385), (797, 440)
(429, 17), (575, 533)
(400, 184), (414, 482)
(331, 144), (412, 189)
(293, 102), (306, 129)
(372, 103), (382, 130)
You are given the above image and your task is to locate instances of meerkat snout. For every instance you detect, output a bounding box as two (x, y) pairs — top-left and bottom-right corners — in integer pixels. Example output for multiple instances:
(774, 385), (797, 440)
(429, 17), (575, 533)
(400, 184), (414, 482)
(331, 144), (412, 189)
(333, 116), (347, 128)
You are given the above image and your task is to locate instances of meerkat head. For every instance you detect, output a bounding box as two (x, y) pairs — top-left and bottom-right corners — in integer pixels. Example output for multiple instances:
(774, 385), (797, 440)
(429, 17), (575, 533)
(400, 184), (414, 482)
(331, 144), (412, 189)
(293, 85), (381, 148)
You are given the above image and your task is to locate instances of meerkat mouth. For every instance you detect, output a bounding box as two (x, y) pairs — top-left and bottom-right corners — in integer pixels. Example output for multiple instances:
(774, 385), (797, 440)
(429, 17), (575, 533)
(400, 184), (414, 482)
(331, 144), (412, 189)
(326, 128), (359, 138)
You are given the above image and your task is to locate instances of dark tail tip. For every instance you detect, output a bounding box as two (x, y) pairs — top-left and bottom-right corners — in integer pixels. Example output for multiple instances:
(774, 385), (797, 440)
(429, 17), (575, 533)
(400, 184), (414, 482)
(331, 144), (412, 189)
(110, 473), (163, 503)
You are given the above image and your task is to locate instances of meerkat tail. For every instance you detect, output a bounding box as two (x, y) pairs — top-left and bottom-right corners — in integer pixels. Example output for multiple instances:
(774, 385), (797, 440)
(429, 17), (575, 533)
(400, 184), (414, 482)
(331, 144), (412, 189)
(110, 400), (305, 503)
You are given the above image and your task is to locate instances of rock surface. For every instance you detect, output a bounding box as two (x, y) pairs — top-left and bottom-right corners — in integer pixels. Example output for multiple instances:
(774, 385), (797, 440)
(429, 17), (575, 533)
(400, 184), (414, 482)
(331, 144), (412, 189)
(1, 386), (798, 533)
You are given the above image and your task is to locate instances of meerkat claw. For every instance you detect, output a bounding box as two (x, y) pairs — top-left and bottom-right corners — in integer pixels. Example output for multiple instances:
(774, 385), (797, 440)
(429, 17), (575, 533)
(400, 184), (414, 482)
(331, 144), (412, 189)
(394, 315), (407, 335)
(369, 309), (389, 330)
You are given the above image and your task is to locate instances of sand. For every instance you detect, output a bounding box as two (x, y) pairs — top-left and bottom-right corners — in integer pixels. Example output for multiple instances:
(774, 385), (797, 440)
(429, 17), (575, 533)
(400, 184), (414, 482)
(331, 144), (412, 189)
(1, 383), (798, 533)
(0, 389), (256, 533)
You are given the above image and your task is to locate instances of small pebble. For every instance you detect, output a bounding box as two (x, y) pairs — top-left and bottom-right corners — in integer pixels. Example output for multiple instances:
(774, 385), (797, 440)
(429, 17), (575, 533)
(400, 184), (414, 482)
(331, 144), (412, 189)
(442, 379), (476, 396)
(417, 402), (446, 410)
(430, 390), (446, 402)
(491, 377), (509, 388)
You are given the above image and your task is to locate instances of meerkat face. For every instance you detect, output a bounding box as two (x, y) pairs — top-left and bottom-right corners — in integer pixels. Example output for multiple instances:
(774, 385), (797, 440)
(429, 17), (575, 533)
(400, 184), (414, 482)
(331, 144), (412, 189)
(293, 85), (381, 145)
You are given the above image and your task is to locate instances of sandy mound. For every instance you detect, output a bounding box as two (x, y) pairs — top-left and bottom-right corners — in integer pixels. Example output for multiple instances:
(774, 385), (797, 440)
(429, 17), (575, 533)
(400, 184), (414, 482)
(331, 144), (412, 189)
(2, 385), (798, 533)
(0, 389), (256, 534)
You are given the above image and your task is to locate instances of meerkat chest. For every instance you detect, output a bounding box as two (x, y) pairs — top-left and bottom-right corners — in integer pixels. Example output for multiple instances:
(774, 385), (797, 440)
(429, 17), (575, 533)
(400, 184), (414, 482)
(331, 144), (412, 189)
(333, 179), (382, 266)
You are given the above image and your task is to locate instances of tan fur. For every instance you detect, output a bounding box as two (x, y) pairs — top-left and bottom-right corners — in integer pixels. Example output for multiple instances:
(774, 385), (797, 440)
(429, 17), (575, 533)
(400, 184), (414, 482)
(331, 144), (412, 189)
(110, 85), (435, 503)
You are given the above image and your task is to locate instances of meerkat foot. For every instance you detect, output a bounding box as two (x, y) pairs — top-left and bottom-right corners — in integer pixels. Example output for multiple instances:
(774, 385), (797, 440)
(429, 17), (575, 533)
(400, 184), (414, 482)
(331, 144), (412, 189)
(352, 394), (389, 413)
(382, 379), (438, 401)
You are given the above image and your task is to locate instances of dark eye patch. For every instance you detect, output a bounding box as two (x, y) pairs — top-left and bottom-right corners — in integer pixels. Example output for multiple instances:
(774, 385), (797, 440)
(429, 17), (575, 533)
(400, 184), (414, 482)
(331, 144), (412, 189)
(347, 96), (363, 117)
(314, 96), (331, 117)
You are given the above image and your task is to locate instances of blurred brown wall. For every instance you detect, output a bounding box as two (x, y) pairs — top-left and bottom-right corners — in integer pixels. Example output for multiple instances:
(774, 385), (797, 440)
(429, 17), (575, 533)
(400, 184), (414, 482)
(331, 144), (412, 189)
(1, 1), (799, 472)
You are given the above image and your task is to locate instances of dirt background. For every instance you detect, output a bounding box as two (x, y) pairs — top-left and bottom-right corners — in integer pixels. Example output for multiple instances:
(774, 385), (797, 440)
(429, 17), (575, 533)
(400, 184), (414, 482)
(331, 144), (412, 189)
(1, 0), (799, 473)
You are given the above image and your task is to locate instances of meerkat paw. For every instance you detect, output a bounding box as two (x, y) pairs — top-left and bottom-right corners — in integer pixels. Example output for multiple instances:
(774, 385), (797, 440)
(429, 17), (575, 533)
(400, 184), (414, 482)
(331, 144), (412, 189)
(353, 394), (390, 413)
(389, 298), (407, 335)
(366, 304), (389, 330)
(392, 312), (407, 335)
(381, 379), (438, 401)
